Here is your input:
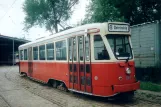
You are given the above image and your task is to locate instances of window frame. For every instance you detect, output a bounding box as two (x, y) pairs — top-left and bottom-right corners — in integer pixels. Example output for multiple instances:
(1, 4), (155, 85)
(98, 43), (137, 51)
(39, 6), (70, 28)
(85, 35), (90, 61)
(78, 35), (84, 62)
(24, 49), (28, 60)
(20, 50), (24, 60)
(106, 34), (133, 60)
(55, 39), (67, 61)
(73, 37), (77, 61)
(68, 36), (78, 62)
(93, 34), (110, 60)
(46, 43), (55, 60)
(39, 45), (46, 60)
(33, 46), (38, 60)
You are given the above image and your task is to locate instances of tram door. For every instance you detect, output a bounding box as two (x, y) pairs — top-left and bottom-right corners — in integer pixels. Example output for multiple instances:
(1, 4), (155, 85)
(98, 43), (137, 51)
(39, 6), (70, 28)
(68, 35), (92, 93)
(28, 47), (33, 76)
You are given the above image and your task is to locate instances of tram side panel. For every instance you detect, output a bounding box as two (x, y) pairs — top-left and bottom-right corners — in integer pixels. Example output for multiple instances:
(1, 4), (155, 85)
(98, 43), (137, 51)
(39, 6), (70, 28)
(20, 61), (28, 75)
(54, 62), (69, 85)
(19, 50), (29, 75)
(91, 61), (138, 96)
(30, 61), (69, 86)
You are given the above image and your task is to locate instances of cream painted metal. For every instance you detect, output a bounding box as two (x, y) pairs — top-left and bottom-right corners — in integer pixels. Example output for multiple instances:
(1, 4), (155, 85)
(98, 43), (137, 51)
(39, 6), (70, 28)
(19, 22), (132, 63)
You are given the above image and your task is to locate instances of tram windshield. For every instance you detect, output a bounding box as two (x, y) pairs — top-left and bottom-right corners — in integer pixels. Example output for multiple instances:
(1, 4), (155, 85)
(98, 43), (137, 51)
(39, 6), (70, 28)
(106, 34), (133, 60)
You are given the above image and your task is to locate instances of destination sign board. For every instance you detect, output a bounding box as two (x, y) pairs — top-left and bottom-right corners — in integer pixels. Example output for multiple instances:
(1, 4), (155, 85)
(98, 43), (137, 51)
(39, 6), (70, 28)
(108, 24), (129, 32)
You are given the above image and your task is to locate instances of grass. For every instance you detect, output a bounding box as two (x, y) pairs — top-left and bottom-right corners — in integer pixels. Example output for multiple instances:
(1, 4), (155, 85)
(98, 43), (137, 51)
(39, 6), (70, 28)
(140, 81), (161, 92)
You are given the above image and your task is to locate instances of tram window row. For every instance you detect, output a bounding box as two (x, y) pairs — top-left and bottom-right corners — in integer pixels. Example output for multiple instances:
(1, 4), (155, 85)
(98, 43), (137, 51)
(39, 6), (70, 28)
(19, 39), (67, 61)
(19, 35), (111, 61)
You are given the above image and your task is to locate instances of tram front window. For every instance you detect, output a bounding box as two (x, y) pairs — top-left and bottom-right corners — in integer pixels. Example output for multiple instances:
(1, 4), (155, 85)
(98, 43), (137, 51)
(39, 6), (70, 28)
(94, 35), (110, 60)
(106, 34), (133, 60)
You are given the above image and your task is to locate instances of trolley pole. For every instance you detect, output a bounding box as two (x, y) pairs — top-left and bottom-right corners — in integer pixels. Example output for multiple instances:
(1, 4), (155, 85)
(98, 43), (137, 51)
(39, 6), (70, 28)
(12, 37), (14, 66)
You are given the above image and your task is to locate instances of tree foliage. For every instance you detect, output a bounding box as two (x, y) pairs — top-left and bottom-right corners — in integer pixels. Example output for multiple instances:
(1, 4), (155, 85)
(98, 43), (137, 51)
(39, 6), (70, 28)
(108, 0), (161, 25)
(23, 0), (79, 33)
(82, 0), (124, 24)
(83, 0), (161, 25)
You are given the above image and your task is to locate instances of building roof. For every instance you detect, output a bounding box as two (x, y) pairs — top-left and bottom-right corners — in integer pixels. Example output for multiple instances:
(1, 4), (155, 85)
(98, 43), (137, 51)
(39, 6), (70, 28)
(0, 34), (30, 43)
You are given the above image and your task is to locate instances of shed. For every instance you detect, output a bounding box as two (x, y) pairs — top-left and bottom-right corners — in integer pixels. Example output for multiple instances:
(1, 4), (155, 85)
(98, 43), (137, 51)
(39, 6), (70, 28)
(131, 21), (161, 68)
(0, 35), (30, 65)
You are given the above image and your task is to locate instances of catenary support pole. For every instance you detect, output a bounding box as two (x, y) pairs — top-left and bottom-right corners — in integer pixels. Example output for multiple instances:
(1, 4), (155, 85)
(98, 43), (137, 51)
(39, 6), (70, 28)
(12, 37), (14, 66)
(159, 1), (161, 68)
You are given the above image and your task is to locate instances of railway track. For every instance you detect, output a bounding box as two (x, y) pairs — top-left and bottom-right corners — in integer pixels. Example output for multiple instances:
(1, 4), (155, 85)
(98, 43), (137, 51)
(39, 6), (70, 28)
(3, 67), (161, 107)
(0, 94), (11, 107)
(4, 73), (66, 107)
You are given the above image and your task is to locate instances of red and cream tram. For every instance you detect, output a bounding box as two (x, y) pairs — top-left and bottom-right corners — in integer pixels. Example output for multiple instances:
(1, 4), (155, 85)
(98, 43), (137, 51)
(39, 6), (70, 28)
(19, 22), (140, 97)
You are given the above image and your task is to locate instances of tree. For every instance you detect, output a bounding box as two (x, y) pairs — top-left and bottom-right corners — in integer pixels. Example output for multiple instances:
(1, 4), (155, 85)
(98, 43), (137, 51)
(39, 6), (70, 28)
(23, 0), (79, 33)
(84, 0), (161, 25)
(108, 0), (161, 25)
(82, 0), (124, 25)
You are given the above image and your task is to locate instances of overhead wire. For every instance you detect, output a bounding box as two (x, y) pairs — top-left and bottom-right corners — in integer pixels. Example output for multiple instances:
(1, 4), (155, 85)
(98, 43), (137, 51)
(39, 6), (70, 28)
(0, 0), (17, 23)
(9, 16), (16, 25)
(0, 0), (50, 40)
(0, 0), (25, 39)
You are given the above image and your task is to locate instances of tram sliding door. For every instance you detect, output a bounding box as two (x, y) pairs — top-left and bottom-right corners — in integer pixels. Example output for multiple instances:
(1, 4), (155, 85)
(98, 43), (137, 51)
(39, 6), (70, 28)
(68, 37), (78, 89)
(28, 47), (33, 77)
(68, 35), (92, 93)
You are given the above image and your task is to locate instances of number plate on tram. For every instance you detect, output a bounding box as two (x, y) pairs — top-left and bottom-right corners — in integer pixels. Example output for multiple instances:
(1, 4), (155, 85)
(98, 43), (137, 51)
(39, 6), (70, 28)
(126, 75), (130, 80)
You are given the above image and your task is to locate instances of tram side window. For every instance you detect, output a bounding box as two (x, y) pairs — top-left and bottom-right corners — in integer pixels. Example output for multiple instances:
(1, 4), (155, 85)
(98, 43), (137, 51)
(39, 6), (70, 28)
(85, 35), (90, 61)
(39, 45), (45, 60)
(24, 49), (28, 60)
(56, 40), (67, 60)
(78, 36), (83, 61)
(20, 50), (24, 60)
(73, 37), (77, 61)
(94, 35), (110, 60)
(46, 43), (54, 60)
(68, 38), (72, 61)
(33, 47), (38, 60)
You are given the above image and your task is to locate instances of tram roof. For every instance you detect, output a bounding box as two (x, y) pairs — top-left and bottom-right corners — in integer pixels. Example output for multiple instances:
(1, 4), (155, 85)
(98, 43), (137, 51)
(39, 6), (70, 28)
(19, 22), (128, 48)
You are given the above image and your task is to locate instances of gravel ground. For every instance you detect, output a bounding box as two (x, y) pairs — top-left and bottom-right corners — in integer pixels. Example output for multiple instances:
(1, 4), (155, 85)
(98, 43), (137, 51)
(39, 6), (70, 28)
(0, 65), (161, 107)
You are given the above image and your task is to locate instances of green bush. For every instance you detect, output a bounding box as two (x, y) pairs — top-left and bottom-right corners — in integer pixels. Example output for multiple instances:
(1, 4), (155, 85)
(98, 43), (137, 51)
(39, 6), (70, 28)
(140, 82), (161, 92)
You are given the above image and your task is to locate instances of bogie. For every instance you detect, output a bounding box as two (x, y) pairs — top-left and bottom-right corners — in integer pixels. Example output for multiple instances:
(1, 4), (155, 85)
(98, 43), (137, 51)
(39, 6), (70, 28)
(19, 72), (27, 77)
(48, 79), (68, 92)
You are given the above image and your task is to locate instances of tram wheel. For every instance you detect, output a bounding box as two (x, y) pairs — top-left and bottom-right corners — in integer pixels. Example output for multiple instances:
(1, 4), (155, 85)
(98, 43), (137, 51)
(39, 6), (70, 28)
(20, 72), (27, 77)
(52, 80), (57, 88)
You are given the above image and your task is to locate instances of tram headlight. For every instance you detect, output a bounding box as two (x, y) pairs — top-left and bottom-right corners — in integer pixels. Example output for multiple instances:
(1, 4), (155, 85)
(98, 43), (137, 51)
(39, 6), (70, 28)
(126, 68), (131, 75)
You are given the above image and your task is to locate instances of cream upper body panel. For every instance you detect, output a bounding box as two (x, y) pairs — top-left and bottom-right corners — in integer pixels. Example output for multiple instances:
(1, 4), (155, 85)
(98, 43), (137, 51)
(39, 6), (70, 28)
(19, 22), (133, 62)
(19, 22), (131, 50)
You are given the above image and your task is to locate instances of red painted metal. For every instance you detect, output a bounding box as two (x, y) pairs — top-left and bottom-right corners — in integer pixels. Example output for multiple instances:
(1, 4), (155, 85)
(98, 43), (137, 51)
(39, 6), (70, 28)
(19, 60), (140, 97)
(113, 81), (140, 93)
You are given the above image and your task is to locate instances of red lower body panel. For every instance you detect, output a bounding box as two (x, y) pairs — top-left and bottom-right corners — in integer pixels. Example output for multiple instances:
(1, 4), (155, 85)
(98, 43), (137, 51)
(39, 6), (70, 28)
(92, 81), (140, 97)
(92, 86), (114, 96)
(113, 81), (140, 93)
(20, 61), (140, 97)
